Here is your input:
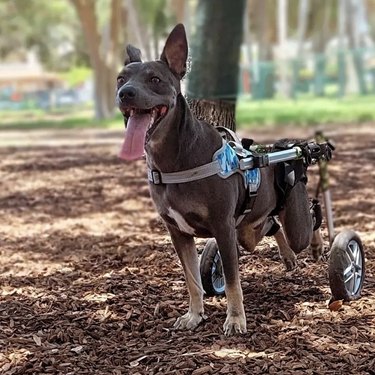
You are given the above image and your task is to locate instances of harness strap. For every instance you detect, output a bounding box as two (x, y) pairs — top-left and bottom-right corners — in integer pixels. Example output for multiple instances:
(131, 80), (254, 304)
(216, 126), (242, 143)
(147, 160), (222, 185)
(236, 190), (258, 226)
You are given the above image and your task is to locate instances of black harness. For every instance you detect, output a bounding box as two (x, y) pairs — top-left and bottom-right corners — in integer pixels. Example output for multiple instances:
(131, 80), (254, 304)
(271, 139), (309, 216)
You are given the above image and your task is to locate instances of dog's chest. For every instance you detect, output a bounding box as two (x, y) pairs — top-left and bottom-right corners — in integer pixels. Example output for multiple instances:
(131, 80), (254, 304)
(167, 207), (196, 235)
(162, 206), (211, 237)
(151, 187), (212, 236)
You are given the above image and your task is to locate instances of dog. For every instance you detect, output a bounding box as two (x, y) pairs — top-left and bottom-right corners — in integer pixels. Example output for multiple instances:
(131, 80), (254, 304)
(116, 24), (324, 335)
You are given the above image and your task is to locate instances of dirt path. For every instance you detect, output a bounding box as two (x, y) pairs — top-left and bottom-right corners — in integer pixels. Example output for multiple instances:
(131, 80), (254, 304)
(0, 124), (374, 374)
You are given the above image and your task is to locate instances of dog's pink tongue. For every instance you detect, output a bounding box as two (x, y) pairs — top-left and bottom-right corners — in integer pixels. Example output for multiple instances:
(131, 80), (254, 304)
(119, 113), (151, 160)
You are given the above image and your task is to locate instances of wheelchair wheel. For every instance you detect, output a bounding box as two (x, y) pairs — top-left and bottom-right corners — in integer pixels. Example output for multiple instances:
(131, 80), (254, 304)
(200, 239), (225, 296)
(329, 229), (365, 302)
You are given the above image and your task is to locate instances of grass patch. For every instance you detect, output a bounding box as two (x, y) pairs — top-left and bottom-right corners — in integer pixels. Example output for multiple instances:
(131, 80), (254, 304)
(236, 95), (375, 128)
(0, 108), (124, 130)
(1, 95), (374, 131)
(59, 67), (93, 87)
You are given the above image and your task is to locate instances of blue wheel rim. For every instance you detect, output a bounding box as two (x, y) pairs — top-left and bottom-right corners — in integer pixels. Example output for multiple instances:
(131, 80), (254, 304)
(211, 251), (225, 294)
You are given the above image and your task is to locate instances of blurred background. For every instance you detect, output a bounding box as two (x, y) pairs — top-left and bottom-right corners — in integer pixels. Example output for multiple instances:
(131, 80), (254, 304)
(1, 3), (375, 373)
(0, 0), (375, 129)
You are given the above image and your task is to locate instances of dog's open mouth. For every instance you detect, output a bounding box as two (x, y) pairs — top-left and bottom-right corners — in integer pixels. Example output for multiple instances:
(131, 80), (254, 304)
(119, 105), (168, 160)
(122, 105), (168, 130)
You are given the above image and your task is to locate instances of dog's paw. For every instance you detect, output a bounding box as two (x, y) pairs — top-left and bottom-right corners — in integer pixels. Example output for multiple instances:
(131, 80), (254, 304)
(310, 243), (323, 262)
(223, 314), (247, 335)
(281, 252), (298, 271)
(173, 311), (204, 331)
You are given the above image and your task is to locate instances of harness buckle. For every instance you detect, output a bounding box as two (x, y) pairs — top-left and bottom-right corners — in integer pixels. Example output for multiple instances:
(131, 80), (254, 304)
(149, 170), (162, 185)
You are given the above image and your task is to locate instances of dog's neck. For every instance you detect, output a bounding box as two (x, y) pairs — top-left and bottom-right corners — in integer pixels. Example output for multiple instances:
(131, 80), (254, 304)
(145, 94), (222, 173)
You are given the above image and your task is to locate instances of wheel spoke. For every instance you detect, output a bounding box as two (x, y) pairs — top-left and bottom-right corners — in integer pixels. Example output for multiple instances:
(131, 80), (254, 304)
(354, 272), (362, 292)
(213, 276), (224, 290)
(351, 243), (359, 264)
(211, 253), (225, 292)
(356, 249), (362, 267)
(345, 272), (354, 284)
(346, 245), (355, 262)
(349, 274), (356, 293)
(344, 264), (352, 277)
(213, 262), (222, 277)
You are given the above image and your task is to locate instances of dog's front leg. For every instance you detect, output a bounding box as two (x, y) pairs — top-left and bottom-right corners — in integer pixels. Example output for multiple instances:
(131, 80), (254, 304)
(168, 226), (205, 331)
(215, 222), (247, 335)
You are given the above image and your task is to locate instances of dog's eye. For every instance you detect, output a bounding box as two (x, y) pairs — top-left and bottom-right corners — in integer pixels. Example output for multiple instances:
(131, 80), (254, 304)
(117, 77), (125, 86)
(150, 76), (160, 84)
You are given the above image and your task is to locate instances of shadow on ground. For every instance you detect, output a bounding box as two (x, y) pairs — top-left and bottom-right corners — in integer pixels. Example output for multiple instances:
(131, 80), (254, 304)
(1, 125), (374, 374)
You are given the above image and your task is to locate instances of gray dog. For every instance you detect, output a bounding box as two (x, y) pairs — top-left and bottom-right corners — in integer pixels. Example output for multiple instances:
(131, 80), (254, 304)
(116, 24), (323, 335)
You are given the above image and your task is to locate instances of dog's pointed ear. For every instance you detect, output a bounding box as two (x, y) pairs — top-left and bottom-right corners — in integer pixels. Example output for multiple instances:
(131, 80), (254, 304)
(125, 44), (142, 65)
(160, 24), (188, 79)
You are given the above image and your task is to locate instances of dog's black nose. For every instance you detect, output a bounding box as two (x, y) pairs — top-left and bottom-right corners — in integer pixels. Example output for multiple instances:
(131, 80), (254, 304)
(118, 85), (137, 102)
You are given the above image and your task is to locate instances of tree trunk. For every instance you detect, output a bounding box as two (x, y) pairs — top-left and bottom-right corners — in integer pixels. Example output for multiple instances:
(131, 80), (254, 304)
(105, 0), (122, 114)
(71, 0), (122, 119)
(296, 0), (310, 57)
(187, 0), (246, 130)
(312, 0), (331, 96)
(253, 0), (275, 99)
(255, 0), (273, 61)
(337, 0), (347, 97)
(277, 0), (288, 97)
(125, 0), (152, 60)
(186, 99), (236, 128)
(292, 0), (310, 98)
(171, 0), (185, 24)
(347, 0), (368, 94)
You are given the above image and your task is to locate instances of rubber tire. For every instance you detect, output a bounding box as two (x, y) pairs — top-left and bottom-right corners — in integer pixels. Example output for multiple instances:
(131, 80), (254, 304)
(329, 229), (365, 302)
(200, 239), (225, 297)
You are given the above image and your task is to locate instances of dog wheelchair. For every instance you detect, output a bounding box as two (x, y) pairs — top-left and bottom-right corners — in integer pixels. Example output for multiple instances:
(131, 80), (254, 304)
(199, 130), (365, 304)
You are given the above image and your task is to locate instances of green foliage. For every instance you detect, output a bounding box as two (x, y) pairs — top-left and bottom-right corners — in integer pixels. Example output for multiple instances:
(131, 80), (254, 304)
(59, 67), (93, 87)
(236, 96), (375, 128)
(137, 0), (167, 27)
(0, 0), (85, 69)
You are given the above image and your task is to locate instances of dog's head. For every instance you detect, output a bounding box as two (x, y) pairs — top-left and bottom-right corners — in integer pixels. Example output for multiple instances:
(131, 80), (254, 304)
(117, 24), (188, 160)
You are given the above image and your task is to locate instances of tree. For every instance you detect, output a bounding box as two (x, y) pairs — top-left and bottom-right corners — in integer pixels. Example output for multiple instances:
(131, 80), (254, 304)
(187, 0), (246, 130)
(125, 0), (185, 61)
(72, 0), (176, 119)
(0, 1), (84, 69)
(346, 0), (371, 95)
(71, 0), (123, 119)
(251, 0), (276, 99)
(296, 0), (310, 58)
(311, 0), (333, 96)
(125, 0), (153, 61)
(277, 0), (289, 97)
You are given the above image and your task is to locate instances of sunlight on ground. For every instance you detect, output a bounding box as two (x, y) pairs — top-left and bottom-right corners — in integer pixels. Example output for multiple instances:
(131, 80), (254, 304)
(0, 124), (374, 373)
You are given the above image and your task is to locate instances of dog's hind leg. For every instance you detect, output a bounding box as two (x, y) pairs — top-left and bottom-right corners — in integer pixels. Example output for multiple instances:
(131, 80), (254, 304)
(238, 220), (297, 271)
(273, 227), (298, 271)
(168, 226), (205, 331)
(309, 229), (324, 261)
(215, 221), (246, 335)
(278, 181), (313, 254)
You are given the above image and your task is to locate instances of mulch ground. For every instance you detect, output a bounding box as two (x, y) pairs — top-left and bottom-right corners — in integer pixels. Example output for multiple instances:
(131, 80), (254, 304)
(0, 124), (374, 375)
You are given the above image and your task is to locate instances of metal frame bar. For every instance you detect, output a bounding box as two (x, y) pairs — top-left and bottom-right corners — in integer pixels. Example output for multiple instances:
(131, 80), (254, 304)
(239, 147), (303, 170)
(239, 137), (336, 244)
